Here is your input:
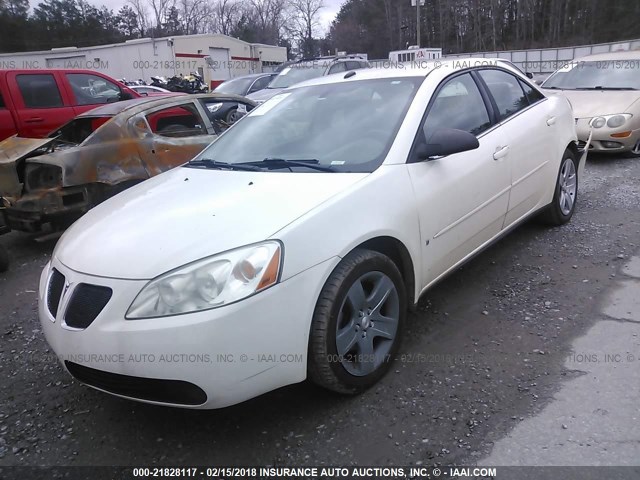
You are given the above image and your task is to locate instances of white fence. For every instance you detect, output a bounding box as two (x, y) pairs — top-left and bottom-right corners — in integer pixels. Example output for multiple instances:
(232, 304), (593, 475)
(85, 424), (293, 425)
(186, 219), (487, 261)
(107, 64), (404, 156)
(444, 38), (640, 74)
(371, 38), (640, 73)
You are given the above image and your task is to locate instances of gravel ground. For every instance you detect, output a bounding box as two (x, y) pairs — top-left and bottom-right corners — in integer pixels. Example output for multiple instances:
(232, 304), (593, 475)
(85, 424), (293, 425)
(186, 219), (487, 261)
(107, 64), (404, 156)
(0, 153), (638, 469)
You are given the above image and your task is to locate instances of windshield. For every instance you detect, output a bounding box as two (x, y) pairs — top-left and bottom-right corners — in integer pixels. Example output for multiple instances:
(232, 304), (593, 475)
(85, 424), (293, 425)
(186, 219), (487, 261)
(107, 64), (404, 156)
(190, 77), (422, 173)
(268, 62), (330, 89)
(215, 77), (255, 95)
(542, 60), (640, 90)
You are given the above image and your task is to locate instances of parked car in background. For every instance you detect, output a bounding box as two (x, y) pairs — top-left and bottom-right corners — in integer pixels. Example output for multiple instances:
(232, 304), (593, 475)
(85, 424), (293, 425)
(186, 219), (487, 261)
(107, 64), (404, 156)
(0, 93), (256, 235)
(215, 73), (276, 96)
(0, 69), (140, 141)
(38, 60), (582, 409)
(130, 85), (173, 96)
(247, 55), (370, 103)
(541, 50), (640, 156)
(213, 73), (276, 122)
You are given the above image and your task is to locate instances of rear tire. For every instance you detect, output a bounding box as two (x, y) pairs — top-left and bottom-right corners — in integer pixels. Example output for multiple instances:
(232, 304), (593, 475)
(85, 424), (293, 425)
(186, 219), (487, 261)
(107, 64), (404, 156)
(539, 149), (578, 226)
(308, 249), (406, 394)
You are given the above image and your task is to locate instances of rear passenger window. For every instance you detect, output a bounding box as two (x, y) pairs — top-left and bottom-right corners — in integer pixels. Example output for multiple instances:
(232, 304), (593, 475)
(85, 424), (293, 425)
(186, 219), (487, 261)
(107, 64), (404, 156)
(518, 78), (545, 105)
(478, 69), (529, 120)
(328, 62), (347, 74)
(16, 74), (63, 108)
(146, 104), (206, 137)
(249, 75), (272, 93)
(423, 73), (491, 137)
(346, 61), (364, 70)
(0, 91), (5, 108)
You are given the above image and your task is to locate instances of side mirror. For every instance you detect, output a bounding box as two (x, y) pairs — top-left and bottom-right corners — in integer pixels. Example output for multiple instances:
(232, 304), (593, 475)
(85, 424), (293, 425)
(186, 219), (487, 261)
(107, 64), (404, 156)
(119, 89), (134, 101)
(414, 128), (480, 161)
(525, 72), (534, 79)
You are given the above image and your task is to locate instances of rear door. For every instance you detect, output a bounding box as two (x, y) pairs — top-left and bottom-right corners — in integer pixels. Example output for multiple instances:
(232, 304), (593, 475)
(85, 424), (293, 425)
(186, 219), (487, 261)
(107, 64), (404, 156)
(8, 72), (75, 138)
(476, 68), (554, 226)
(407, 72), (511, 285)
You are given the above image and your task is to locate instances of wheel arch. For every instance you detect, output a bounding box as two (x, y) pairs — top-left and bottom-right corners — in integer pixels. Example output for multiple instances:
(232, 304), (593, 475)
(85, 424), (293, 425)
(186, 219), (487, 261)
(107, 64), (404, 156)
(566, 141), (580, 159)
(351, 236), (417, 310)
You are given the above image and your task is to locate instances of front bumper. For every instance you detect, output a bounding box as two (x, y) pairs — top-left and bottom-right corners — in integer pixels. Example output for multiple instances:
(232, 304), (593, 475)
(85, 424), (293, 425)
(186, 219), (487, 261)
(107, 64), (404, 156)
(2, 186), (90, 233)
(576, 121), (640, 154)
(39, 255), (338, 409)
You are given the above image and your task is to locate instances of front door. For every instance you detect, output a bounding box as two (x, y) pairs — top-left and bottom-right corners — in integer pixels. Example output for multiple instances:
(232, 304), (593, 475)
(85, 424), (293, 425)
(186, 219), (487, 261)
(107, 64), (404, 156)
(407, 72), (512, 287)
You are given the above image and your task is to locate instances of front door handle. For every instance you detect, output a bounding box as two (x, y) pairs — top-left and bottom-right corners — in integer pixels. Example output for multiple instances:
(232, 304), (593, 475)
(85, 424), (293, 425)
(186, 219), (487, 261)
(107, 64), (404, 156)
(546, 116), (557, 126)
(25, 117), (44, 123)
(493, 145), (510, 160)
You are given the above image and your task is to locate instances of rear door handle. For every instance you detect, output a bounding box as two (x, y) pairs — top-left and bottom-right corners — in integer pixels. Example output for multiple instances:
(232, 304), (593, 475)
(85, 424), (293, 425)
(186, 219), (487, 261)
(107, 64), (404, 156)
(25, 117), (44, 123)
(493, 145), (510, 160)
(546, 116), (557, 126)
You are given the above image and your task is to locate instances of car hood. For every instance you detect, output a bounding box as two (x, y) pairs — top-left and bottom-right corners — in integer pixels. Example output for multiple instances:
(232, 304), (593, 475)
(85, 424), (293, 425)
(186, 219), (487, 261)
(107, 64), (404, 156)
(246, 87), (284, 102)
(543, 89), (640, 118)
(0, 136), (55, 200)
(55, 166), (368, 279)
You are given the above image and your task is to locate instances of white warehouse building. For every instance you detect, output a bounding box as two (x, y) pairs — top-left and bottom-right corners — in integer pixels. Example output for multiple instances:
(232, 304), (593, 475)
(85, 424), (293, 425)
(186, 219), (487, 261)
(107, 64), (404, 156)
(0, 33), (288, 89)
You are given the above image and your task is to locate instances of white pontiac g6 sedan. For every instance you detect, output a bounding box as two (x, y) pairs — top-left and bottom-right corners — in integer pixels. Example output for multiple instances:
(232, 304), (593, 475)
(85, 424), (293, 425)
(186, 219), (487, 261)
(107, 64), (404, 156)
(39, 59), (581, 408)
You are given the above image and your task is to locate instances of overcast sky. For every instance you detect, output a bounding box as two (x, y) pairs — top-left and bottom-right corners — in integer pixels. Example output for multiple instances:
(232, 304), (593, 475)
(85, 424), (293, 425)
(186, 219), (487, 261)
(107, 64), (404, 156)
(32, 0), (345, 35)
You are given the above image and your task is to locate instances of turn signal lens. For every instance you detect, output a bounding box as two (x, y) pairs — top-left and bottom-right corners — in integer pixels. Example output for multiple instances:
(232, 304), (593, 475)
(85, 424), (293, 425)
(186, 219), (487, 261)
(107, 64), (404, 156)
(610, 131), (632, 138)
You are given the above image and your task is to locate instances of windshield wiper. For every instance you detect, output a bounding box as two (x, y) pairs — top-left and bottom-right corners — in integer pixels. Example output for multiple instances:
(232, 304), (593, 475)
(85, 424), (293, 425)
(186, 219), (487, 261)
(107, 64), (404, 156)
(187, 159), (260, 171)
(577, 86), (636, 90)
(240, 158), (336, 172)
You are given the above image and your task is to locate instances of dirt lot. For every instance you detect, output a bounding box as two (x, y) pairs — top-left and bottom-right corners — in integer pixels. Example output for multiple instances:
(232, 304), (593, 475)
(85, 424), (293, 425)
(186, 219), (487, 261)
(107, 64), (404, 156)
(0, 153), (639, 470)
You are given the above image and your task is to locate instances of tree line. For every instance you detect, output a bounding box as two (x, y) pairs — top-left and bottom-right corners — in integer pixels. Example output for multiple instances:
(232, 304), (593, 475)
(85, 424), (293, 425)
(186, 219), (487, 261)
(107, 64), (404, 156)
(0, 0), (324, 57)
(1, 0), (639, 59)
(329, 0), (640, 59)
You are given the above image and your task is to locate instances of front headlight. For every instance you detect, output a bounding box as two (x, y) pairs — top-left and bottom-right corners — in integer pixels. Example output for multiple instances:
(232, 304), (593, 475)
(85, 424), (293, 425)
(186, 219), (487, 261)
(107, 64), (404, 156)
(607, 114), (631, 128)
(589, 114), (632, 128)
(207, 102), (223, 113)
(126, 241), (282, 319)
(25, 163), (62, 191)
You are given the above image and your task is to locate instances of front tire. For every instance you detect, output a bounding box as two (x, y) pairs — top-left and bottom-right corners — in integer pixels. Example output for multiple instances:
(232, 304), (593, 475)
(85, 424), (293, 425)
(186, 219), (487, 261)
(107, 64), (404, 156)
(540, 149), (578, 226)
(308, 249), (406, 394)
(625, 139), (640, 158)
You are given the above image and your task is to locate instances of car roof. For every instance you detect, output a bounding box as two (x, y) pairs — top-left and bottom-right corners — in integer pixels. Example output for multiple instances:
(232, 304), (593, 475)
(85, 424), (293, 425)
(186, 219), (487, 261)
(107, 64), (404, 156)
(226, 73), (272, 80)
(290, 58), (526, 88)
(78, 92), (256, 118)
(575, 50), (640, 62)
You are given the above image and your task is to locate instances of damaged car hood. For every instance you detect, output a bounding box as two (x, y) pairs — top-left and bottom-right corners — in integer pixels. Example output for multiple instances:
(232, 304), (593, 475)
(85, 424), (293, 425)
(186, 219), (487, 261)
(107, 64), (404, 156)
(54, 167), (368, 279)
(544, 89), (640, 118)
(0, 136), (55, 199)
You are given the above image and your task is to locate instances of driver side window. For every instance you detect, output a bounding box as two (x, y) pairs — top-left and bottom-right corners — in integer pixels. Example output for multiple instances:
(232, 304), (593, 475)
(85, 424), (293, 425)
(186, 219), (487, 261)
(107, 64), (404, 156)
(423, 73), (491, 139)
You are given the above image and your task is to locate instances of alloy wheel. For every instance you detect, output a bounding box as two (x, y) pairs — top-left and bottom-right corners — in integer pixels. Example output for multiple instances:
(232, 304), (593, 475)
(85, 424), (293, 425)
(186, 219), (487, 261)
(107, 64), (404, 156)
(335, 271), (400, 376)
(558, 157), (577, 216)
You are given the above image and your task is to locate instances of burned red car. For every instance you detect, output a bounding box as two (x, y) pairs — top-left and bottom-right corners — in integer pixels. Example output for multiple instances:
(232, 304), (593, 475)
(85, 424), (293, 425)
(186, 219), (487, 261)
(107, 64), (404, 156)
(0, 93), (255, 234)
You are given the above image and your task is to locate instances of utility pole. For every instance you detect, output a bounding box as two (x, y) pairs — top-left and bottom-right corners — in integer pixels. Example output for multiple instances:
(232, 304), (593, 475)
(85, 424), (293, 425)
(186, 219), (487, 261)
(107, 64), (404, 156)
(412, 0), (424, 47)
(416, 0), (420, 48)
